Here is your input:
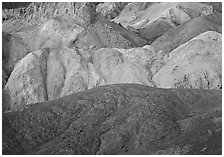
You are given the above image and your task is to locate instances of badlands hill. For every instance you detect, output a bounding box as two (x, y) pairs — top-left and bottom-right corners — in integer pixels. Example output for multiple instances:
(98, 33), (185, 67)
(2, 2), (222, 155)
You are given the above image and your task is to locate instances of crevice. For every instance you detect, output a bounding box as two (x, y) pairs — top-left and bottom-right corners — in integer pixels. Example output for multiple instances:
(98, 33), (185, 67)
(31, 47), (50, 101)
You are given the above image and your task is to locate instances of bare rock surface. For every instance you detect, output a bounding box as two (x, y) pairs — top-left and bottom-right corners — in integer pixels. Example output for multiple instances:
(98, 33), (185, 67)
(151, 13), (222, 55)
(113, 2), (213, 42)
(96, 2), (128, 20)
(91, 46), (156, 87)
(2, 3), (222, 155)
(2, 11), (147, 87)
(203, 2), (222, 13)
(4, 46), (157, 110)
(90, 15), (148, 48)
(152, 31), (222, 90)
(2, 84), (221, 155)
(113, 2), (190, 29)
(4, 49), (49, 110)
(46, 49), (66, 100)
(2, 32), (31, 81)
(2, 2), (75, 24)
(4, 31), (222, 110)
(60, 48), (89, 97)
(119, 2), (157, 14)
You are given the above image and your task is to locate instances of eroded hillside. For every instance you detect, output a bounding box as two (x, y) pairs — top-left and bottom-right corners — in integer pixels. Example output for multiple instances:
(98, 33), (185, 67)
(2, 2), (222, 155)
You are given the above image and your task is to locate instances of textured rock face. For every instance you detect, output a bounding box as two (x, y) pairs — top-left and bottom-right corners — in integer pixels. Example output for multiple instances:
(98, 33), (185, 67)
(151, 13), (222, 55)
(114, 2), (190, 29)
(4, 49), (49, 110)
(2, 2), (222, 155)
(2, 32), (31, 79)
(96, 2), (128, 20)
(4, 46), (157, 110)
(153, 31), (222, 90)
(60, 48), (89, 96)
(4, 29), (222, 110)
(91, 46), (156, 87)
(2, 12), (147, 87)
(113, 2), (213, 42)
(36, 18), (88, 50)
(2, 84), (221, 155)
(89, 15), (148, 49)
(149, 13), (222, 75)
(203, 2), (222, 13)
(120, 2), (157, 14)
(3, 9), (148, 53)
(2, 2), (75, 23)
(74, 2), (98, 26)
(46, 49), (65, 100)
(2, 2), (31, 9)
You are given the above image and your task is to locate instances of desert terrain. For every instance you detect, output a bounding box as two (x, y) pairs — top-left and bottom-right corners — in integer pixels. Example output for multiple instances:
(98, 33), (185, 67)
(2, 2), (222, 155)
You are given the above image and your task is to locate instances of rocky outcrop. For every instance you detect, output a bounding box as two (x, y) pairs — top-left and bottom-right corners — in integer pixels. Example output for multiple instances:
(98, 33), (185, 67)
(2, 23), (40, 86)
(152, 31), (222, 90)
(2, 12), (148, 87)
(2, 2), (222, 155)
(90, 15), (148, 49)
(4, 49), (49, 110)
(2, 2), (75, 23)
(203, 2), (222, 13)
(119, 2), (157, 14)
(151, 13), (222, 55)
(2, 2), (147, 49)
(74, 2), (98, 26)
(96, 2), (128, 20)
(113, 2), (213, 42)
(91, 46), (156, 87)
(59, 48), (89, 97)
(3, 84), (221, 155)
(4, 31), (222, 110)
(114, 2), (190, 29)
(46, 49), (65, 100)
(2, 32), (31, 81)
(4, 45), (157, 110)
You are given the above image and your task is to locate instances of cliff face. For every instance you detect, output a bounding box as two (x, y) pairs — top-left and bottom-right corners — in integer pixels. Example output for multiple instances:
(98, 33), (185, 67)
(2, 2), (75, 23)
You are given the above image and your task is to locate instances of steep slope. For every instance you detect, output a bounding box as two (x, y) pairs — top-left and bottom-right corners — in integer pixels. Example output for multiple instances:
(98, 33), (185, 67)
(96, 2), (128, 19)
(4, 49), (49, 110)
(151, 13), (222, 55)
(2, 9), (148, 89)
(3, 84), (221, 155)
(4, 29), (222, 111)
(152, 31), (222, 90)
(113, 2), (213, 42)
(3, 45), (156, 110)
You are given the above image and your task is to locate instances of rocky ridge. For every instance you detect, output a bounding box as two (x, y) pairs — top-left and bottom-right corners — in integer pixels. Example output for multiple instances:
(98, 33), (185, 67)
(2, 2), (222, 155)
(3, 84), (222, 155)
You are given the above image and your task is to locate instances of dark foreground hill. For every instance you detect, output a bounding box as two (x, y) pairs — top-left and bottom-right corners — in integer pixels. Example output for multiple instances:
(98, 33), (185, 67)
(3, 84), (221, 155)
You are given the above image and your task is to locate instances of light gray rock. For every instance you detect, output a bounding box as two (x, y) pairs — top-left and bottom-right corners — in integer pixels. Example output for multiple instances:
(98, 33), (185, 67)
(91, 46), (156, 87)
(151, 13), (222, 55)
(46, 49), (66, 100)
(114, 2), (213, 29)
(4, 49), (49, 110)
(114, 2), (213, 42)
(60, 48), (89, 97)
(96, 2), (128, 19)
(152, 31), (222, 90)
